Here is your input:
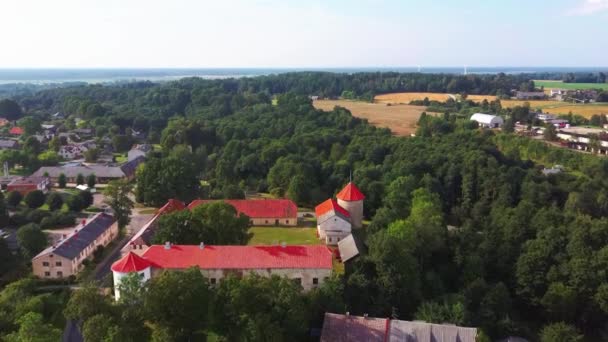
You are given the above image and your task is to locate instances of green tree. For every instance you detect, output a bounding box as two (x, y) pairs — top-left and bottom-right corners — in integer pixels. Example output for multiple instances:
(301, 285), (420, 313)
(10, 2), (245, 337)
(64, 286), (113, 322)
(104, 179), (134, 230)
(66, 195), (84, 212)
(0, 99), (23, 121)
(79, 190), (94, 209)
(286, 174), (311, 204)
(16, 223), (47, 258)
(23, 136), (42, 155)
(45, 193), (63, 211)
(144, 268), (211, 341)
(58, 173), (67, 188)
(3, 312), (61, 342)
(24, 190), (45, 209)
(37, 151), (60, 166)
(135, 154), (199, 206)
(544, 123), (558, 141)
(48, 137), (62, 152)
(539, 322), (583, 342)
(6, 191), (22, 207)
(0, 192), (9, 228)
(84, 148), (99, 163)
(87, 174), (96, 188)
(18, 117), (42, 136)
(76, 173), (85, 186)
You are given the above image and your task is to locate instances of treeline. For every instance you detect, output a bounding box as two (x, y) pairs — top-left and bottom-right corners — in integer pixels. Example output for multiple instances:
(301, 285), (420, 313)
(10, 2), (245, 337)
(532, 72), (608, 84)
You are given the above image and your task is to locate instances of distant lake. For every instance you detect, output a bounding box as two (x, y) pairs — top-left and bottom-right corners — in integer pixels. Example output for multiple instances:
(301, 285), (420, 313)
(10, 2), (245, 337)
(0, 67), (607, 85)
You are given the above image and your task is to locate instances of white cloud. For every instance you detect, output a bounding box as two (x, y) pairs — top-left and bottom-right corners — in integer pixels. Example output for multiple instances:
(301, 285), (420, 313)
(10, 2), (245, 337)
(570, 0), (608, 15)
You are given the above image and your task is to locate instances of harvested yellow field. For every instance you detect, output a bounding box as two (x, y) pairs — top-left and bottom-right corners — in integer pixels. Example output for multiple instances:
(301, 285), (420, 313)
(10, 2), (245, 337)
(375, 92), (452, 103)
(313, 99), (428, 136)
(374, 92), (608, 118)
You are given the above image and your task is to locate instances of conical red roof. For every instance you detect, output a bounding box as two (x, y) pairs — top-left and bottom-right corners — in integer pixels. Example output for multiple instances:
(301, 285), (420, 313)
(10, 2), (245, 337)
(336, 182), (365, 201)
(111, 252), (153, 273)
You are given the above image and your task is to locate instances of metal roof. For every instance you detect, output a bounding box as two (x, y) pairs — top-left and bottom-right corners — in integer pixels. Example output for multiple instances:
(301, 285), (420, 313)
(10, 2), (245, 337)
(35, 213), (116, 260)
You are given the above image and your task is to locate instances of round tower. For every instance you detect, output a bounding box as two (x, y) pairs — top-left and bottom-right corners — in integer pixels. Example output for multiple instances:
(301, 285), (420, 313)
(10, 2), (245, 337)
(111, 252), (152, 301)
(336, 182), (365, 229)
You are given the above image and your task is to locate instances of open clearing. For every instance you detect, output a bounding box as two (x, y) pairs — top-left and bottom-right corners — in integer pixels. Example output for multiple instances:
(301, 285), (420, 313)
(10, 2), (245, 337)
(534, 80), (608, 91)
(373, 92), (608, 118)
(248, 227), (320, 245)
(314, 99), (428, 136)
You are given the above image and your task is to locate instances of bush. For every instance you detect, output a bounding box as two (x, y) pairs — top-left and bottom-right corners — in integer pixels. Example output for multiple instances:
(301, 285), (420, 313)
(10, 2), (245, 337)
(24, 190), (46, 209)
(46, 193), (64, 211)
(58, 174), (67, 188)
(7, 191), (22, 207)
(26, 209), (50, 224)
(9, 211), (29, 226)
(40, 212), (77, 229)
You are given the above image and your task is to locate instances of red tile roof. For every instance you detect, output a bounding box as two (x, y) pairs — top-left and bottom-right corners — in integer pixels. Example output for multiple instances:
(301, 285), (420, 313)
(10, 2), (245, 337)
(9, 127), (24, 135)
(157, 199), (186, 215)
(336, 182), (365, 201)
(315, 198), (350, 218)
(187, 199), (297, 218)
(141, 244), (333, 270)
(111, 252), (154, 272)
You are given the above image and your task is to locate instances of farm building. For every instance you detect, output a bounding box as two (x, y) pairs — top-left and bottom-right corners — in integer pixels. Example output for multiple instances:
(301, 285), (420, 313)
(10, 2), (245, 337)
(112, 244), (333, 299)
(315, 182), (365, 245)
(470, 113), (504, 128)
(188, 199), (298, 226)
(31, 156), (144, 184)
(7, 176), (50, 195)
(320, 313), (478, 342)
(32, 213), (118, 279)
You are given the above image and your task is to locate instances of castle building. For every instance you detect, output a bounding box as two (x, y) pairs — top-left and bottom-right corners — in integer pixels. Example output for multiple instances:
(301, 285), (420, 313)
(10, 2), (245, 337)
(315, 182), (365, 245)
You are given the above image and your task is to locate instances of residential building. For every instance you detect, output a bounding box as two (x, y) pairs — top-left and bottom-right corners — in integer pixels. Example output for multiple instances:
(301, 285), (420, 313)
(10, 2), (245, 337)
(315, 182), (365, 245)
(127, 144), (153, 161)
(320, 313), (478, 342)
(470, 113), (504, 128)
(7, 176), (50, 195)
(0, 139), (19, 150)
(188, 199), (298, 226)
(112, 244), (333, 299)
(9, 127), (24, 135)
(31, 156), (144, 184)
(315, 199), (351, 245)
(58, 144), (88, 160)
(0, 118), (9, 127)
(515, 91), (546, 100)
(121, 199), (186, 256)
(32, 213), (118, 279)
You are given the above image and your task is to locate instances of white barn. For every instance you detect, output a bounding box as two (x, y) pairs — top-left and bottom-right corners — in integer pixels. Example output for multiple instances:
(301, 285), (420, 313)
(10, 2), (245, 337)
(470, 113), (504, 128)
(315, 199), (352, 245)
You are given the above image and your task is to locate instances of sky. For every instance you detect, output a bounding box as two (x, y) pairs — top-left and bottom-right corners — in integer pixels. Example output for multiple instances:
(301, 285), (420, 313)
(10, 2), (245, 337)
(0, 0), (607, 68)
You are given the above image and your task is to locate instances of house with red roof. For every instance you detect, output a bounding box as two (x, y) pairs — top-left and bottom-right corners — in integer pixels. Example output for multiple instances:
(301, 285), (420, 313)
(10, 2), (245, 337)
(188, 199), (298, 226)
(112, 243), (333, 299)
(9, 126), (24, 135)
(314, 182), (365, 245)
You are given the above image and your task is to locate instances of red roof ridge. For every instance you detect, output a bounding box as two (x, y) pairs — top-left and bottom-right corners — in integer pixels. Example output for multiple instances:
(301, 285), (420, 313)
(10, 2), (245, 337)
(187, 199), (297, 218)
(336, 182), (365, 201)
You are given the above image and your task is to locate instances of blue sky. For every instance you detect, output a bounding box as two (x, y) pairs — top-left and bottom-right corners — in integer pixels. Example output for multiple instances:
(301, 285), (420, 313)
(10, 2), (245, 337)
(0, 0), (606, 68)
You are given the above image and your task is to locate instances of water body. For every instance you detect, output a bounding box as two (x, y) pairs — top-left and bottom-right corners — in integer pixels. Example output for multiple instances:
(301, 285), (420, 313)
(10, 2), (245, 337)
(0, 67), (607, 85)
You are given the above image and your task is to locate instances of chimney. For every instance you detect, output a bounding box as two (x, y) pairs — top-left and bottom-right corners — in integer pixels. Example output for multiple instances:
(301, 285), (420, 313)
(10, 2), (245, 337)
(199, 242), (205, 250)
(281, 241), (287, 248)
(81, 219), (86, 225)
(346, 312), (350, 316)
(364, 313), (369, 319)
(164, 241), (171, 250)
(62, 234), (66, 239)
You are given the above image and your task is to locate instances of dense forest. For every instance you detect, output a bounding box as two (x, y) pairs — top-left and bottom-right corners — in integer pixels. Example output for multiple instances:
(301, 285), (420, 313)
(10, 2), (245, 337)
(2, 73), (608, 341)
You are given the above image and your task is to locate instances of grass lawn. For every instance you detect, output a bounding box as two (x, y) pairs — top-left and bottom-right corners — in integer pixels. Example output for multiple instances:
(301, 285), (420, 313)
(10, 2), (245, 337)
(534, 80), (608, 90)
(139, 208), (157, 215)
(114, 154), (127, 163)
(248, 227), (320, 245)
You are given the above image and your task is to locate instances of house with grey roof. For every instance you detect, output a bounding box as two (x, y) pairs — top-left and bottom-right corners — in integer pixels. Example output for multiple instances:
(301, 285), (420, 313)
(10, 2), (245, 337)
(321, 313), (478, 342)
(31, 156), (144, 184)
(32, 213), (118, 279)
(0, 139), (19, 150)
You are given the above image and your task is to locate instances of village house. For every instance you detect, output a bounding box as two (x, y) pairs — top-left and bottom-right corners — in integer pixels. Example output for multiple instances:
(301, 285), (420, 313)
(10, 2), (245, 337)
(112, 244), (333, 300)
(0, 118), (9, 127)
(470, 113), (504, 128)
(188, 199), (298, 226)
(31, 156), (144, 184)
(32, 213), (118, 279)
(127, 144), (153, 161)
(58, 144), (88, 160)
(0, 139), (19, 150)
(315, 182), (365, 245)
(320, 313), (478, 342)
(9, 127), (24, 136)
(515, 91), (546, 100)
(7, 176), (50, 195)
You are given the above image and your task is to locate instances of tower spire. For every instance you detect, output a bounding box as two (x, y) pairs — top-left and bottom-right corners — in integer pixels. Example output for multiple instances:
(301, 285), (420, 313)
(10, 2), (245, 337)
(349, 170), (352, 183)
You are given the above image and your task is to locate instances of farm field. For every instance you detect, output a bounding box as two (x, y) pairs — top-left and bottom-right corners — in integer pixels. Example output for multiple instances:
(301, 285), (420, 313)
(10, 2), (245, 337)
(313, 99), (428, 136)
(247, 227), (321, 245)
(534, 80), (608, 90)
(373, 92), (608, 118)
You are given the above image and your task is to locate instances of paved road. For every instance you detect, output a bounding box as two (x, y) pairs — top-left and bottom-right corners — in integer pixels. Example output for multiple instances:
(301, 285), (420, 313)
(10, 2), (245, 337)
(93, 210), (154, 283)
